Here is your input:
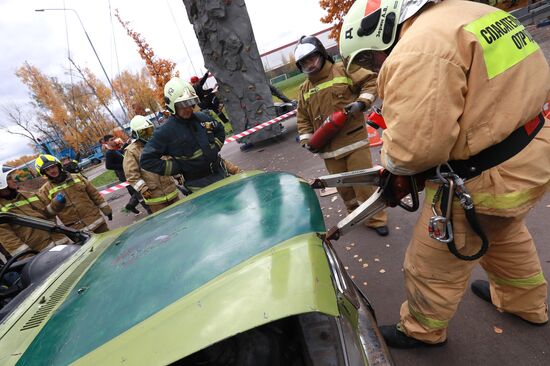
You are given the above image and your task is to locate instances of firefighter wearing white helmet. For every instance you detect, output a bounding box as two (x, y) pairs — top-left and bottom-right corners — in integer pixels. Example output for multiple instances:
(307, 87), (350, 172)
(0, 164), (70, 256)
(35, 154), (113, 233)
(140, 77), (231, 192)
(295, 35), (389, 235)
(340, 0), (550, 348)
(123, 115), (180, 213)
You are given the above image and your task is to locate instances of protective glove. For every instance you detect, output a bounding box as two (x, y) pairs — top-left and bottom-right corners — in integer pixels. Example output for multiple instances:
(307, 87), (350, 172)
(344, 101), (366, 115)
(107, 213), (113, 221)
(303, 143), (319, 154)
(380, 169), (428, 207)
(54, 193), (66, 204)
(141, 190), (153, 199)
(173, 174), (185, 186)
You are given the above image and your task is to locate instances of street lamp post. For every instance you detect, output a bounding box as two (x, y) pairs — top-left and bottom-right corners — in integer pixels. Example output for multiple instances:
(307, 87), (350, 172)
(35, 8), (127, 127)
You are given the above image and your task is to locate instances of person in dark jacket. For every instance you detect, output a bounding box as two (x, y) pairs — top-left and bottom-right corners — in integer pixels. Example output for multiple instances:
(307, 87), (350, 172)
(140, 77), (229, 192)
(191, 71), (230, 124)
(103, 134), (151, 215)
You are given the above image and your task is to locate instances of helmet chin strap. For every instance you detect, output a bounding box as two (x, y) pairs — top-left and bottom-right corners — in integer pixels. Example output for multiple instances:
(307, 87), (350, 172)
(48, 169), (68, 183)
(3, 187), (18, 200)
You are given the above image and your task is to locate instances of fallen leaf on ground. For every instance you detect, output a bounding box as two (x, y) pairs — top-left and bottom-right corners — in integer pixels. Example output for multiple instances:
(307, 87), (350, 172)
(350, 243), (355, 246)
(344, 266), (349, 270)
(374, 258), (380, 262)
(345, 246), (351, 251)
(351, 275), (355, 279)
(379, 269), (386, 274)
(358, 258), (363, 262)
(395, 226), (401, 230)
(362, 263), (369, 268)
(386, 244), (390, 247)
(363, 281), (368, 286)
(353, 254), (359, 258)
(493, 326), (503, 334)
(331, 196), (338, 202)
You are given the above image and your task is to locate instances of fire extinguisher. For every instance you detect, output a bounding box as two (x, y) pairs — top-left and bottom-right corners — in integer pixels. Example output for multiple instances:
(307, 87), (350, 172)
(309, 109), (349, 150)
(366, 106), (387, 130)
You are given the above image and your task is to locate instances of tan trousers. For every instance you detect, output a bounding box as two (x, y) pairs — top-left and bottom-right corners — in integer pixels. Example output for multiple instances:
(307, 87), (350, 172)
(399, 199), (548, 344)
(324, 147), (387, 228)
(149, 197), (180, 214)
(93, 222), (110, 234)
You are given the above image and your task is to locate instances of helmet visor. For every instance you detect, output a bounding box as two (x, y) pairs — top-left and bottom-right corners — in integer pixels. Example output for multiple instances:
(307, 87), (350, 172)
(299, 53), (323, 75)
(348, 50), (387, 73)
(175, 97), (199, 109)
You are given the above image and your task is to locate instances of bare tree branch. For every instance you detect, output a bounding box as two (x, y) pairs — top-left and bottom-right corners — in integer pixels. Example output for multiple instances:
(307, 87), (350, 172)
(0, 104), (42, 145)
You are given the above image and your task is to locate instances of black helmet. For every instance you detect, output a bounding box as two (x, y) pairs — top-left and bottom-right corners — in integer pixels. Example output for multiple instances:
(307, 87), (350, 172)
(294, 35), (334, 72)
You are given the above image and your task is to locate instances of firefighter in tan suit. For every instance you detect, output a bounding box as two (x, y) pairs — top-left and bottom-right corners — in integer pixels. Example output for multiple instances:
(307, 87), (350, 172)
(295, 35), (389, 236)
(123, 116), (180, 214)
(36, 155), (112, 234)
(0, 165), (69, 256)
(340, 0), (550, 348)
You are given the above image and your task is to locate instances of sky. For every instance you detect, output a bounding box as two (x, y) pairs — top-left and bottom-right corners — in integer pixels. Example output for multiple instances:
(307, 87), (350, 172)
(0, 0), (329, 164)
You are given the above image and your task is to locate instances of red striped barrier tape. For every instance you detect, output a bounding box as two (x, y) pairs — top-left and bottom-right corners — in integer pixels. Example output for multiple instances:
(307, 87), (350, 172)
(99, 182), (129, 196)
(224, 109), (297, 143)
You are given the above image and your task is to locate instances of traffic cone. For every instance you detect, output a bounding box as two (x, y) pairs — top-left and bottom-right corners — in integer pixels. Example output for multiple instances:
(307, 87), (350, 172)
(366, 125), (383, 147)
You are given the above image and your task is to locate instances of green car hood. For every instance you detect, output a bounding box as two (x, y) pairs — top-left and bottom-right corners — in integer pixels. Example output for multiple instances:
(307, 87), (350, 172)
(12, 172), (337, 366)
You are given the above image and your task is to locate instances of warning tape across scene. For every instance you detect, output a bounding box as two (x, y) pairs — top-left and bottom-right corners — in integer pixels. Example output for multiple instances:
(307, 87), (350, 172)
(99, 110), (298, 196)
(99, 109), (384, 196)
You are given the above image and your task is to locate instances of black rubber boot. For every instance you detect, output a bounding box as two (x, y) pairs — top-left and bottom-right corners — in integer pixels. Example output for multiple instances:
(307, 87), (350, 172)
(373, 225), (389, 236)
(379, 324), (447, 349)
(471, 280), (548, 326)
(471, 280), (492, 303)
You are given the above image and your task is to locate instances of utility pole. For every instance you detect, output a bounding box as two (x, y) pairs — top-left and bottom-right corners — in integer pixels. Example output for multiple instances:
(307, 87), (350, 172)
(35, 8), (128, 127)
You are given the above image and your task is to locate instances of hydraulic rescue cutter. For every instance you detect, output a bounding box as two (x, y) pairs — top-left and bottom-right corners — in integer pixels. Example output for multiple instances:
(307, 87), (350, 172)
(311, 166), (420, 240)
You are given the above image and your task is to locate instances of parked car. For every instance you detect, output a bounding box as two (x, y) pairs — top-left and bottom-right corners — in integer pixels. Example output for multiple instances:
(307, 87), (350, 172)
(77, 157), (102, 170)
(0, 171), (393, 366)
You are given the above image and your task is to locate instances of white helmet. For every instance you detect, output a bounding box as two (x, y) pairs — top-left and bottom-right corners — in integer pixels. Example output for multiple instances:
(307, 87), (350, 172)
(164, 77), (200, 114)
(130, 115), (154, 141)
(0, 165), (15, 190)
(339, 0), (404, 71)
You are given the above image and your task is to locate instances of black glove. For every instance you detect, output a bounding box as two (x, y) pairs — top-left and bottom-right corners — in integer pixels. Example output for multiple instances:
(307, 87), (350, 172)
(344, 101), (366, 115)
(303, 144), (319, 154)
(107, 213), (113, 221)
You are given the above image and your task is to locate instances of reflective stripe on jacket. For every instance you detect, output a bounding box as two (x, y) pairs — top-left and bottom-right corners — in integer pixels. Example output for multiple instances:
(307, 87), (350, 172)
(378, 0), (550, 216)
(0, 191), (69, 255)
(123, 141), (179, 206)
(140, 112), (227, 189)
(297, 61), (377, 160)
(38, 174), (111, 230)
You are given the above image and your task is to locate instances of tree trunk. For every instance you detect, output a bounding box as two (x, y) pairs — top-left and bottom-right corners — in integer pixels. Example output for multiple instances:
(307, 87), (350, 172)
(182, 0), (282, 144)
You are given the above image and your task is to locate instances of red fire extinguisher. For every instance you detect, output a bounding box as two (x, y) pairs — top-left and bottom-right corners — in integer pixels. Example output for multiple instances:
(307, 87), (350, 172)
(366, 106), (387, 130)
(309, 109), (349, 150)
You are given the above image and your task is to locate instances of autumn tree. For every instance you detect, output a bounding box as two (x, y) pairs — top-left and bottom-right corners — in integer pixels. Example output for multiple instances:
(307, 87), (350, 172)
(115, 10), (178, 106)
(320, 0), (355, 40)
(112, 68), (160, 118)
(14, 62), (116, 155)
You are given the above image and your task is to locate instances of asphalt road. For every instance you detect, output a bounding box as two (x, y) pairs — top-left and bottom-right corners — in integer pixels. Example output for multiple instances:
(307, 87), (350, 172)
(100, 116), (550, 366)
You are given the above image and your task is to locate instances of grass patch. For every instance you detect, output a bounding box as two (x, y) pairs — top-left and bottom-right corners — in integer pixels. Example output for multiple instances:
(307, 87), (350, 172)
(273, 73), (306, 101)
(91, 170), (118, 187)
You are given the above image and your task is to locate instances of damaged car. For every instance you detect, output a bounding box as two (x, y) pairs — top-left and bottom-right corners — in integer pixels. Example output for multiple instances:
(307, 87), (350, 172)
(0, 171), (393, 366)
